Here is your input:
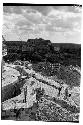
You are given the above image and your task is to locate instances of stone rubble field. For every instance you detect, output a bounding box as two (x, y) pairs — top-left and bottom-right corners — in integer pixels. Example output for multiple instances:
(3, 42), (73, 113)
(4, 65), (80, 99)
(1, 60), (80, 121)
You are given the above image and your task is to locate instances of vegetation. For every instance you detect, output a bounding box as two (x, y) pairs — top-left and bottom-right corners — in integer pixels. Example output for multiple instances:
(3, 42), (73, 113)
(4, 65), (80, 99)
(3, 38), (81, 67)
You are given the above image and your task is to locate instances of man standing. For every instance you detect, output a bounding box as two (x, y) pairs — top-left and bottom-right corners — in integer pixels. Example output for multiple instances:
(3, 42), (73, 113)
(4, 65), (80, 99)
(64, 87), (69, 100)
(24, 86), (27, 103)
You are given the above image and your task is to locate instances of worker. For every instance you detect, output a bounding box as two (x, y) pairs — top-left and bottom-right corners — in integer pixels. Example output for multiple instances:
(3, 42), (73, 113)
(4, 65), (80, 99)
(58, 86), (62, 96)
(64, 87), (69, 100)
(24, 86), (27, 103)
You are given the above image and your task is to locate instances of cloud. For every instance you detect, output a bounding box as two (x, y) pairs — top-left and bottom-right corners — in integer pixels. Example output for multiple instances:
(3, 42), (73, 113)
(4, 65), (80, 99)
(29, 6), (52, 15)
(53, 5), (82, 13)
(3, 5), (82, 43)
(3, 12), (28, 40)
(46, 7), (82, 33)
(22, 10), (43, 24)
(48, 9), (81, 19)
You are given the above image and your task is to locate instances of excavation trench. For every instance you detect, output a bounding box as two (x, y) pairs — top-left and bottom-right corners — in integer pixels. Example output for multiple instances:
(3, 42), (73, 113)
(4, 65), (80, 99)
(2, 70), (79, 114)
(2, 71), (61, 103)
(2, 77), (28, 102)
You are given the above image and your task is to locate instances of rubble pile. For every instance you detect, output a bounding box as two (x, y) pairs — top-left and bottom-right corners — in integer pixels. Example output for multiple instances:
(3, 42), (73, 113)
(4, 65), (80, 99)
(1, 60), (80, 122)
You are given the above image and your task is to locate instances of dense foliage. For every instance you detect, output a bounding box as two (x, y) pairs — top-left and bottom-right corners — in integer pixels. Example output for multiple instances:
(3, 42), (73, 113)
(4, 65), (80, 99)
(3, 38), (81, 67)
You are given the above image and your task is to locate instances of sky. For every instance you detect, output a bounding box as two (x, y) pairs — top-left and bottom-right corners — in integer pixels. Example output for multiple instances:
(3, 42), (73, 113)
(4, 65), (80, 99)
(3, 5), (82, 44)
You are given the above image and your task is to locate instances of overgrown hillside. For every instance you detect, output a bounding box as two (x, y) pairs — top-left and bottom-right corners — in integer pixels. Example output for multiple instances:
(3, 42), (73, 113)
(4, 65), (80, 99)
(3, 39), (81, 67)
